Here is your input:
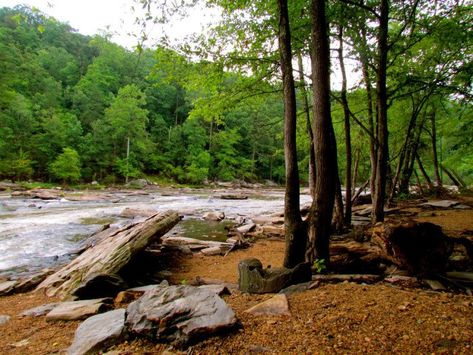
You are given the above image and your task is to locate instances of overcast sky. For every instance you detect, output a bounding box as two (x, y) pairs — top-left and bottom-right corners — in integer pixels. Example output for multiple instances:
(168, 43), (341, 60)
(0, 0), (212, 48)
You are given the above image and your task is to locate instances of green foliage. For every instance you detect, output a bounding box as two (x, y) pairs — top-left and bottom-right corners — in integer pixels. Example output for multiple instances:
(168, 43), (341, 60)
(49, 147), (81, 183)
(312, 259), (327, 274)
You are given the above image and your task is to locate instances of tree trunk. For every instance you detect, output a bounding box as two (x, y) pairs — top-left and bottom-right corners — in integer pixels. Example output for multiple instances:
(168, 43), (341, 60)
(430, 111), (443, 194)
(372, 0), (389, 223)
(277, 0), (307, 268)
(337, 22), (352, 226)
(416, 154), (434, 190)
(306, 0), (338, 264)
(297, 53), (316, 197)
(332, 176), (345, 233)
(359, 19), (377, 208)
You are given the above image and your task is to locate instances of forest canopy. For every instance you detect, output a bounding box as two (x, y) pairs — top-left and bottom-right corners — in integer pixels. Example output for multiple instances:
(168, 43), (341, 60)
(0, 3), (471, 189)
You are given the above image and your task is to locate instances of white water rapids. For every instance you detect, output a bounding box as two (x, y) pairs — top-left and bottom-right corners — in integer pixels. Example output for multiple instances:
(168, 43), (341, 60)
(0, 188), (311, 279)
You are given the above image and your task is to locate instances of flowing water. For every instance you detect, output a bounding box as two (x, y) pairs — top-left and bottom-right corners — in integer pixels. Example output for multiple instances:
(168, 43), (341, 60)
(0, 188), (311, 279)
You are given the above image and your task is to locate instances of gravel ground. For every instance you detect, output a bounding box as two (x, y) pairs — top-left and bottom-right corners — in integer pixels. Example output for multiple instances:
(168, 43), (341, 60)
(1, 203), (472, 354)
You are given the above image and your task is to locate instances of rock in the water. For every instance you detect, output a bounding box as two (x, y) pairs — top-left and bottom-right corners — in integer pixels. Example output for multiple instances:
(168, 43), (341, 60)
(68, 309), (126, 355)
(0, 280), (17, 296)
(245, 294), (291, 316)
(203, 211), (225, 221)
(0, 315), (11, 325)
(46, 298), (113, 321)
(120, 207), (157, 218)
(238, 258), (311, 294)
(20, 303), (59, 317)
(423, 279), (446, 291)
(71, 273), (128, 300)
(126, 285), (237, 347)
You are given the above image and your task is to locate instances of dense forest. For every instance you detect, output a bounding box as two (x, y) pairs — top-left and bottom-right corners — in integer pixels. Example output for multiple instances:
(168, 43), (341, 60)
(0, 2), (471, 193)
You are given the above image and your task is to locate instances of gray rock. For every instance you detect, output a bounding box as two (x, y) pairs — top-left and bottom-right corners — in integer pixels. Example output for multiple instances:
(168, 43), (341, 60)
(238, 258), (312, 294)
(46, 298), (113, 321)
(126, 285), (237, 347)
(279, 281), (319, 295)
(236, 223), (256, 234)
(421, 200), (460, 209)
(0, 315), (11, 325)
(68, 309), (126, 355)
(20, 303), (59, 317)
(127, 179), (148, 188)
(13, 269), (54, 293)
(198, 284), (231, 296)
(200, 246), (222, 256)
(203, 211), (225, 221)
(0, 280), (17, 296)
(245, 294), (291, 316)
(120, 207), (157, 218)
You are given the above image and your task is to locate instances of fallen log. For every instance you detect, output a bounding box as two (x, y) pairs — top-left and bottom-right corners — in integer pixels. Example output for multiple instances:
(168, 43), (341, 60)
(36, 211), (181, 299)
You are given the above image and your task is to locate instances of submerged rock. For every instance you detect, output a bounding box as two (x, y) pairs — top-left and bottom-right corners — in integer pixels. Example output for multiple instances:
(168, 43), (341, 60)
(126, 284), (237, 347)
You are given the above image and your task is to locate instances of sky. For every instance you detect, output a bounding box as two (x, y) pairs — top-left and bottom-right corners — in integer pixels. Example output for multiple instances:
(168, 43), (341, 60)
(0, 0), (358, 88)
(0, 0), (212, 48)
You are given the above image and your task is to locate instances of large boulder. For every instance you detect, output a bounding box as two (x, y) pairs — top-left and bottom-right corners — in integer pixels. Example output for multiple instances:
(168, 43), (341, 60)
(238, 258), (312, 294)
(68, 309), (126, 355)
(125, 284), (237, 347)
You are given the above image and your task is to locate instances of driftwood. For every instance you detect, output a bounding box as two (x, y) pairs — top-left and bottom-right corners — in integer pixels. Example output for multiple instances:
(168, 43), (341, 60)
(312, 274), (382, 284)
(37, 211), (181, 299)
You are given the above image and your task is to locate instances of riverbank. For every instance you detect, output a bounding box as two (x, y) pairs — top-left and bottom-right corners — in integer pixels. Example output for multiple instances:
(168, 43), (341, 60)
(0, 191), (472, 354)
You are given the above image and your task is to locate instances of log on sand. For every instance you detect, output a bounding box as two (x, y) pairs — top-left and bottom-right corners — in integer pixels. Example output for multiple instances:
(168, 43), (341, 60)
(37, 211), (181, 299)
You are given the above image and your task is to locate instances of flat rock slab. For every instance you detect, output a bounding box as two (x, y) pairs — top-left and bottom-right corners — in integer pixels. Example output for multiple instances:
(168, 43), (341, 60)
(68, 309), (126, 355)
(0, 280), (17, 296)
(0, 315), (11, 325)
(20, 303), (59, 317)
(126, 285), (237, 347)
(46, 298), (113, 321)
(245, 294), (291, 317)
(421, 200), (460, 209)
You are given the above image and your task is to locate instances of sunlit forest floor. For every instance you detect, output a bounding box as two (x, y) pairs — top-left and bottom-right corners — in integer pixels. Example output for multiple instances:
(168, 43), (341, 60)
(1, 195), (472, 354)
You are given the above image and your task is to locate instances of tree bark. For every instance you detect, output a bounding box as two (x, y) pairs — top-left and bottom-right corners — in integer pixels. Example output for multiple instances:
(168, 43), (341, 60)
(297, 53), (316, 197)
(306, 0), (338, 264)
(430, 111), (443, 194)
(416, 153), (434, 190)
(358, 18), (377, 208)
(337, 22), (352, 226)
(277, 0), (307, 268)
(372, 0), (389, 223)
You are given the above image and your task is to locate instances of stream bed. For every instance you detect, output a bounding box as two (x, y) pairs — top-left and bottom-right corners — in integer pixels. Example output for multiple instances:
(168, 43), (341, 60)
(0, 188), (311, 279)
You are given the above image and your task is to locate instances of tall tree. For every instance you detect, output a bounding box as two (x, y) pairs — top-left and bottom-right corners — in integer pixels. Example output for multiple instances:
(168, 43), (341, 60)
(277, 0), (307, 268)
(306, 0), (338, 263)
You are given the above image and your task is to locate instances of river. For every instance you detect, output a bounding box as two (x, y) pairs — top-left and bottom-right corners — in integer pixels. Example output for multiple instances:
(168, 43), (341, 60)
(0, 187), (311, 279)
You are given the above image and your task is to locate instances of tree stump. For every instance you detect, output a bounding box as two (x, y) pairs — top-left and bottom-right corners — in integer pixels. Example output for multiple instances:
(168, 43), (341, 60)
(371, 220), (453, 276)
